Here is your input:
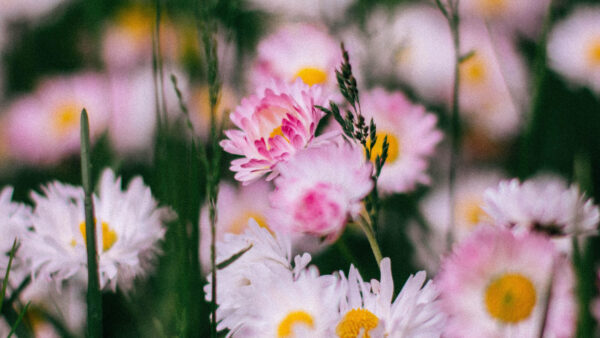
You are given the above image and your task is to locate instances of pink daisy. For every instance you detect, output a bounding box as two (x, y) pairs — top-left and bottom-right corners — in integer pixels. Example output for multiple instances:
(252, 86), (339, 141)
(436, 227), (576, 337)
(269, 143), (373, 241)
(220, 79), (330, 183)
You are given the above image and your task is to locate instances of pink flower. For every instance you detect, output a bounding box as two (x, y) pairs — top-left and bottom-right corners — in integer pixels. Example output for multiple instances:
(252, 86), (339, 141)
(359, 88), (443, 194)
(250, 23), (342, 94)
(269, 144), (373, 241)
(220, 79), (330, 183)
(436, 227), (576, 337)
(5, 73), (110, 166)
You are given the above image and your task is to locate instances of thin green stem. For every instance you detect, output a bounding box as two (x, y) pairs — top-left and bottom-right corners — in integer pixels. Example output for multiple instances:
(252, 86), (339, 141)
(81, 109), (102, 338)
(1, 240), (18, 308)
(7, 301), (30, 338)
(356, 218), (382, 265)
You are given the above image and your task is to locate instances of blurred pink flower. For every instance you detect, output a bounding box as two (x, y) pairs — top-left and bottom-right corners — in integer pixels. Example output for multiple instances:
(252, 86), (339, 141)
(6, 73), (110, 166)
(269, 144), (373, 241)
(360, 88), (442, 194)
(220, 79), (331, 183)
(436, 227), (576, 337)
(250, 23), (342, 95)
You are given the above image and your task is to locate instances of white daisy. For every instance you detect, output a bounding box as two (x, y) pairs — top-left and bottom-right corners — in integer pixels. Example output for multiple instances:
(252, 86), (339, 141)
(547, 6), (600, 95)
(22, 169), (172, 291)
(337, 257), (446, 337)
(483, 175), (600, 240)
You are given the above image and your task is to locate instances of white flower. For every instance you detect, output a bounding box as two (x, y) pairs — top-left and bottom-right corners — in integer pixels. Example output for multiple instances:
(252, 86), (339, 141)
(337, 257), (445, 338)
(244, 0), (355, 24)
(22, 169), (172, 291)
(0, 187), (31, 272)
(547, 6), (600, 95)
(483, 175), (600, 241)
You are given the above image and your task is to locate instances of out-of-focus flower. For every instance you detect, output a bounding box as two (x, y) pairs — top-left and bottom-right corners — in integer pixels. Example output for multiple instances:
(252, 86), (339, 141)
(107, 67), (186, 159)
(199, 181), (272, 272)
(436, 227), (576, 337)
(360, 88), (442, 194)
(220, 79), (330, 183)
(21, 279), (86, 337)
(22, 169), (172, 291)
(189, 84), (238, 141)
(250, 23), (342, 95)
(483, 175), (600, 240)
(5, 73), (110, 166)
(244, 0), (355, 24)
(368, 5), (454, 103)
(459, 20), (529, 141)
(547, 6), (600, 95)
(101, 4), (178, 70)
(0, 187), (31, 270)
(337, 257), (446, 337)
(459, 0), (550, 37)
(0, 0), (67, 22)
(410, 170), (505, 273)
(269, 144), (373, 241)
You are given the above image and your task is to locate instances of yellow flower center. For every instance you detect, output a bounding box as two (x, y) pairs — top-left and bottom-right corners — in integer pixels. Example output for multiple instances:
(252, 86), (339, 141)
(269, 126), (290, 143)
(461, 54), (487, 86)
(52, 102), (80, 136)
(78, 221), (119, 252)
(366, 132), (400, 164)
(485, 273), (537, 324)
(229, 211), (269, 235)
(115, 6), (153, 41)
(585, 37), (600, 68)
(336, 308), (379, 338)
(456, 196), (488, 229)
(277, 310), (315, 337)
(478, 0), (507, 16)
(294, 67), (328, 86)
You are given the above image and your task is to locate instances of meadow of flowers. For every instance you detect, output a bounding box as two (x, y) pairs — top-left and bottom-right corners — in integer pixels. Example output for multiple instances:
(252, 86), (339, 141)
(1, 0), (600, 337)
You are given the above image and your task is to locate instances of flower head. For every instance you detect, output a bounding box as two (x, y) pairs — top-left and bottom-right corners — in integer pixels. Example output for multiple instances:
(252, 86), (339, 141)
(245, 0), (354, 24)
(220, 79), (330, 183)
(0, 187), (31, 273)
(483, 175), (600, 240)
(337, 257), (446, 337)
(360, 88), (442, 194)
(6, 73), (110, 166)
(269, 144), (373, 241)
(22, 169), (172, 291)
(436, 227), (576, 337)
(250, 23), (342, 94)
(547, 6), (600, 95)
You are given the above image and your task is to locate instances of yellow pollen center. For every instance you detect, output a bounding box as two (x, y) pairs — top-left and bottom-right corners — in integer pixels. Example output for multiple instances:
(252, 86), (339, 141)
(294, 67), (328, 86)
(277, 311), (315, 337)
(269, 126), (290, 143)
(116, 6), (153, 41)
(478, 0), (507, 16)
(229, 211), (269, 235)
(457, 197), (488, 228)
(366, 132), (400, 164)
(461, 54), (487, 85)
(78, 221), (119, 252)
(485, 273), (537, 324)
(52, 102), (80, 136)
(585, 38), (600, 68)
(336, 308), (379, 338)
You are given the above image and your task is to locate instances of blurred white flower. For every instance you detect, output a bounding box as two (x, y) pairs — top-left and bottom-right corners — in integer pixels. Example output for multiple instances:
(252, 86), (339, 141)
(547, 6), (600, 95)
(244, 0), (355, 24)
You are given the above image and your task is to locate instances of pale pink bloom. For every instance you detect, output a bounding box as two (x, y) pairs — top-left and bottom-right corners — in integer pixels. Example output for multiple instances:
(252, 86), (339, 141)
(547, 6), (600, 95)
(483, 175), (600, 238)
(360, 88), (442, 194)
(245, 0), (354, 24)
(5, 73), (110, 166)
(250, 23), (342, 95)
(0, 0), (67, 21)
(269, 144), (373, 241)
(436, 227), (576, 338)
(459, 0), (550, 37)
(220, 79), (330, 183)
(199, 181), (272, 272)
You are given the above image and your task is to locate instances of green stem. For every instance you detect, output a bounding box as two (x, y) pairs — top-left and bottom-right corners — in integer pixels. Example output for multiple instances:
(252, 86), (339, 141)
(1, 240), (18, 308)
(356, 219), (382, 265)
(81, 109), (102, 338)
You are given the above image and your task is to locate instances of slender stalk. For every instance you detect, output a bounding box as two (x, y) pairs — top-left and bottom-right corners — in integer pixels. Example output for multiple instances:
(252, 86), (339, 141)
(7, 301), (30, 338)
(81, 109), (102, 338)
(1, 240), (18, 308)
(355, 218), (383, 265)
(435, 0), (462, 251)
